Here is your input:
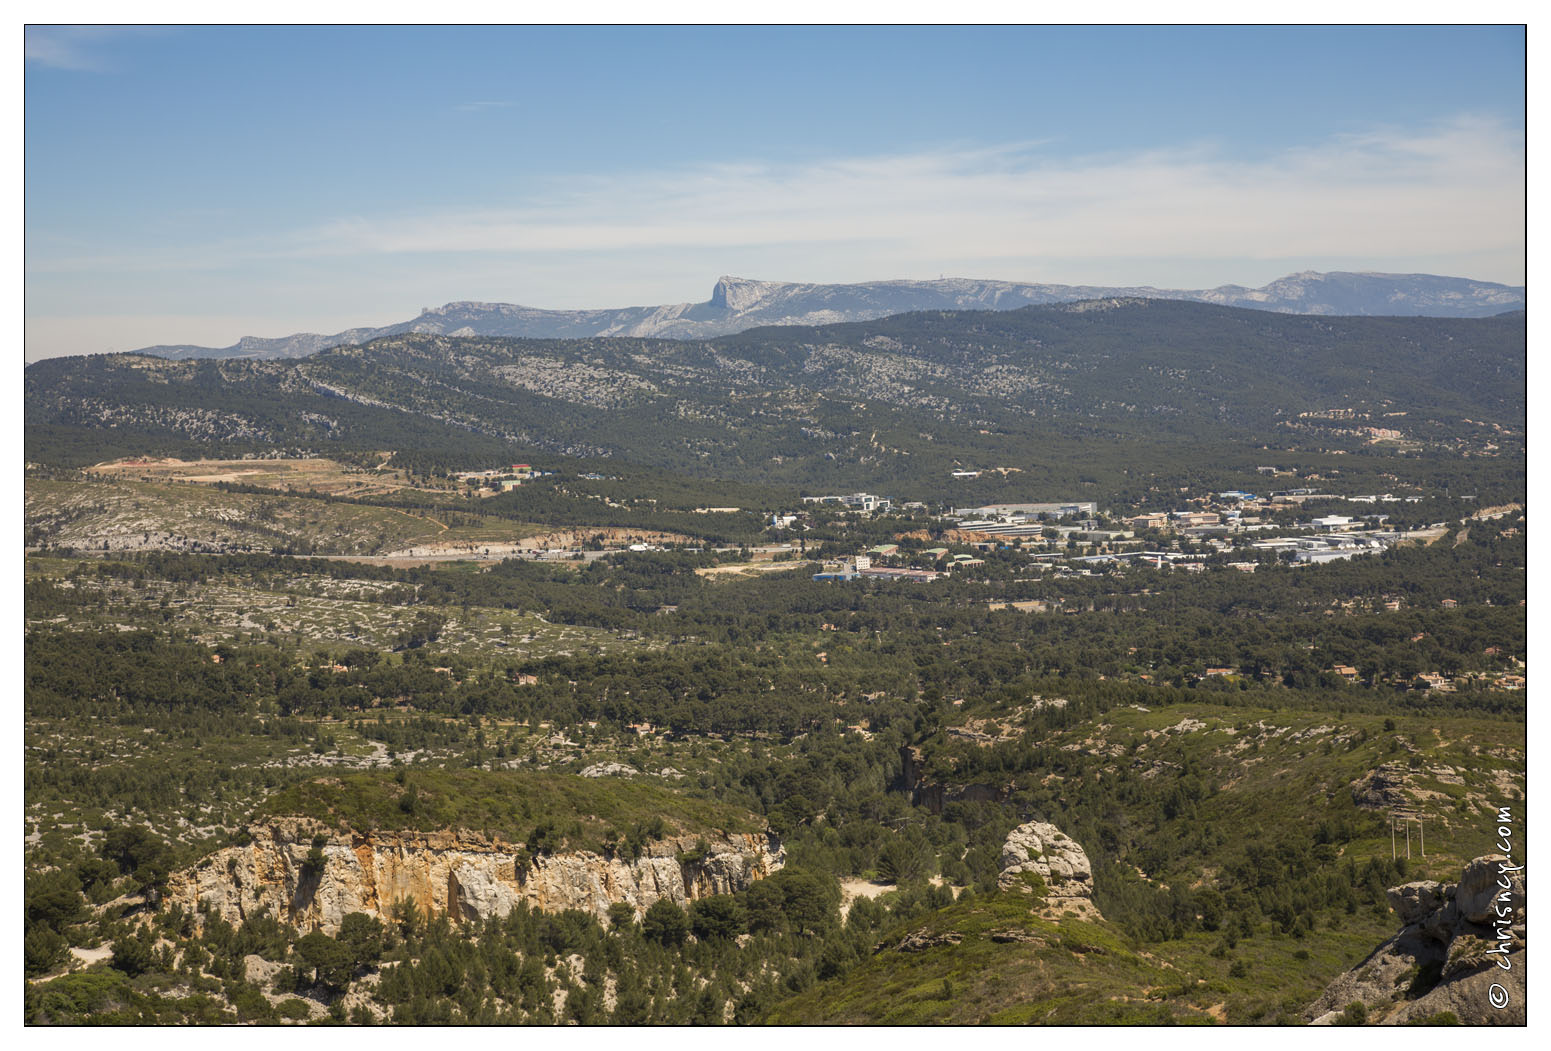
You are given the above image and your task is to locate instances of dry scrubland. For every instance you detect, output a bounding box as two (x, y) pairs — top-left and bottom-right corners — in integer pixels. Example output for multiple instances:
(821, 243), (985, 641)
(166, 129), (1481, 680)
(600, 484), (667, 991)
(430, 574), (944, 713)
(26, 477), (512, 556)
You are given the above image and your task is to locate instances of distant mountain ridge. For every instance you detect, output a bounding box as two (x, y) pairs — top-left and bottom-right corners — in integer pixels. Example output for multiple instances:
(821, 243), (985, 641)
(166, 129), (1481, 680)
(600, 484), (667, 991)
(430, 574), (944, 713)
(135, 270), (1526, 361)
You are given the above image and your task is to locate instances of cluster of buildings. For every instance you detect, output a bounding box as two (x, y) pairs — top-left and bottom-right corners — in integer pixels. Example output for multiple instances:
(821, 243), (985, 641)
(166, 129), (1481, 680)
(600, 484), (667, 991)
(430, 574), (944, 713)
(954, 501), (1096, 520)
(812, 548), (986, 583)
(1069, 550), (1210, 570)
(948, 502), (1102, 541)
(787, 486), (1442, 579)
(1249, 531), (1397, 564)
(1119, 492), (1422, 562)
(813, 555), (938, 583)
(1127, 489), (1425, 525)
(801, 492), (893, 513)
(1264, 488), (1422, 504)
(1125, 510), (1220, 530)
(935, 492), (1420, 570)
(456, 463), (553, 494)
(1324, 666), (1525, 694)
(1124, 505), (1388, 536)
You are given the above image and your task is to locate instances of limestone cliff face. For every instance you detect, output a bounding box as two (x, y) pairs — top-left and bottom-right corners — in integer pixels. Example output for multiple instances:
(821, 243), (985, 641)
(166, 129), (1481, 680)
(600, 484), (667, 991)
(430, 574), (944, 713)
(996, 821), (1102, 922)
(166, 819), (783, 934)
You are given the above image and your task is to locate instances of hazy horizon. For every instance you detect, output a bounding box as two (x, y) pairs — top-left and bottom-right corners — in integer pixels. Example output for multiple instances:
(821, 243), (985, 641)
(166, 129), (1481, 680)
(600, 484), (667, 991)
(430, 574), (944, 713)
(25, 25), (1526, 361)
(21, 266), (1529, 364)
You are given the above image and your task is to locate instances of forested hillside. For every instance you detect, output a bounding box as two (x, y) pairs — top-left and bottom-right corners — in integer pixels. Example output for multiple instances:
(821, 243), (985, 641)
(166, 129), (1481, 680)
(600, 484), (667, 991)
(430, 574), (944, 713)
(25, 302), (1524, 496)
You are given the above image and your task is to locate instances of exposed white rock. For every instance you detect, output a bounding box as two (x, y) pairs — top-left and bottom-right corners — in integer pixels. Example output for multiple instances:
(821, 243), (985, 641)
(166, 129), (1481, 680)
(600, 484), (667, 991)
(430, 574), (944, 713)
(996, 821), (1101, 921)
(166, 819), (782, 934)
(578, 762), (637, 778)
(1455, 854), (1524, 924)
(1386, 881), (1447, 926)
(243, 954), (285, 988)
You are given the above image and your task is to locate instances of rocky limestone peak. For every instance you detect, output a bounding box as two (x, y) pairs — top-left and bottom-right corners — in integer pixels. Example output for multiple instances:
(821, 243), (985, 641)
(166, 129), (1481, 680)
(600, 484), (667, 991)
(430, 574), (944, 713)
(709, 276), (789, 314)
(423, 301), (502, 315)
(996, 821), (1101, 921)
(1307, 853), (1525, 1025)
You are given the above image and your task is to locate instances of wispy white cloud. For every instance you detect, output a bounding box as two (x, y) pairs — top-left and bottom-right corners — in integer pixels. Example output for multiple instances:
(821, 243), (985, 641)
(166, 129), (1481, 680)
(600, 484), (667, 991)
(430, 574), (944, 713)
(24, 27), (154, 72)
(273, 116), (1523, 281)
(25, 115), (1526, 294)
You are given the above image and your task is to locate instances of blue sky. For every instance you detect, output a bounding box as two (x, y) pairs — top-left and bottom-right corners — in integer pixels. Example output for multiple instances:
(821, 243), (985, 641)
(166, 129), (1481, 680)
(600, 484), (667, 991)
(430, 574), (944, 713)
(24, 25), (1526, 359)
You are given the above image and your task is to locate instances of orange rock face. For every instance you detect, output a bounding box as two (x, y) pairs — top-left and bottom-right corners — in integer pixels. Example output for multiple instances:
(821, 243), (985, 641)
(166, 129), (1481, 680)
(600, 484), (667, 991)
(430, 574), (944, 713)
(166, 818), (783, 934)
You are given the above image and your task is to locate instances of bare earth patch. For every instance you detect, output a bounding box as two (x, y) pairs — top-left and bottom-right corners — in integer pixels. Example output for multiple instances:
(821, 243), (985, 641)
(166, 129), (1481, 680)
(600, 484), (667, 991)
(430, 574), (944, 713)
(70, 945), (114, 966)
(696, 560), (816, 578)
(838, 878), (894, 921)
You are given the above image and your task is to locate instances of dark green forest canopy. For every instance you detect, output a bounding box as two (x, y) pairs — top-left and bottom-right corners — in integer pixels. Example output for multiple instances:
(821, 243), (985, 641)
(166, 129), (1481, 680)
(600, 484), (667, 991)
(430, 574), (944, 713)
(260, 769), (762, 849)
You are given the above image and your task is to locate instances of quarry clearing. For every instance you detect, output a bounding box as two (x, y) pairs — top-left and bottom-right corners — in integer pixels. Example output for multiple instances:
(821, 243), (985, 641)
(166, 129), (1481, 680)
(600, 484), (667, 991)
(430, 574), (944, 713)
(85, 453), (433, 499)
(695, 559), (817, 578)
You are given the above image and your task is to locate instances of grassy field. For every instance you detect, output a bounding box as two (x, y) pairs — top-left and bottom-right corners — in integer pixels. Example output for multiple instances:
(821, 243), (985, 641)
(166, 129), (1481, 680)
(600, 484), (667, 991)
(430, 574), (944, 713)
(767, 889), (1396, 1024)
(767, 894), (1203, 1024)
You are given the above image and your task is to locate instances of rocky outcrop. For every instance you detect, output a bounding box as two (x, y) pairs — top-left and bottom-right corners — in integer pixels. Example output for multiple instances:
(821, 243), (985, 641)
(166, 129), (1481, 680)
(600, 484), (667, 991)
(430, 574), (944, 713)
(1350, 761), (1410, 810)
(1387, 881), (1447, 926)
(578, 762), (637, 778)
(1307, 854), (1525, 1025)
(1456, 855), (1523, 925)
(894, 929), (964, 953)
(996, 822), (1101, 921)
(166, 819), (782, 935)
